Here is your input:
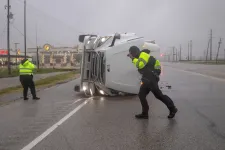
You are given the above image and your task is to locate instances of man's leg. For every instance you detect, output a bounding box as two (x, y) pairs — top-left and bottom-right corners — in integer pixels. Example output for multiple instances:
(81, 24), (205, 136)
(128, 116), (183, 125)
(151, 81), (178, 118)
(20, 76), (29, 100)
(27, 76), (40, 100)
(136, 83), (151, 119)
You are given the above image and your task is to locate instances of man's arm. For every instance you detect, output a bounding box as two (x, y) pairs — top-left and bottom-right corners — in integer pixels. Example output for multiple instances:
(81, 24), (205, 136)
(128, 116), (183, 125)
(128, 52), (149, 69)
(28, 61), (36, 70)
(132, 58), (146, 69)
(141, 49), (150, 54)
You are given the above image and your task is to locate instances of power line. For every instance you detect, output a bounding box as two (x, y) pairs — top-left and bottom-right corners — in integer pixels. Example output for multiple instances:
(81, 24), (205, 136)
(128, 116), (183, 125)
(0, 25), (7, 37)
(11, 23), (61, 48)
(0, 25), (7, 48)
(15, 0), (76, 47)
(11, 23), (35, 46)
(15, 0), (82, 34)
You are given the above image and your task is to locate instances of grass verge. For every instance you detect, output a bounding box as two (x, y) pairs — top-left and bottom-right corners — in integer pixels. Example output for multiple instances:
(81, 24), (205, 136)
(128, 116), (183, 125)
(0, 71), (79, 96)
(0, 68), (73, 78)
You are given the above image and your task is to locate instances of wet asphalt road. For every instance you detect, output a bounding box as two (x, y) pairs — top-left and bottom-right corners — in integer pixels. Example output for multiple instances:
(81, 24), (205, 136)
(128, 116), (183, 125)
(1, 64), (225, 150)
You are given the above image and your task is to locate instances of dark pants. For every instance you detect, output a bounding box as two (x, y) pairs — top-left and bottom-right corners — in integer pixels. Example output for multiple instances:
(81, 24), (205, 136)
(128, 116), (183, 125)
(19, 75), (37, 98)
(138, 79), (175, 115)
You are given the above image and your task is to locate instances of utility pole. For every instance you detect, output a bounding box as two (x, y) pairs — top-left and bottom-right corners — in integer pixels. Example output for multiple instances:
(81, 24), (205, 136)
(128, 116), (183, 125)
(172, 47), (175, 62)
(6, 0), (11, 75)
(176, 48), (178, 62)
(224, 49), (225, 62)
(36, 46), (39, 69)
(14, 43), (19, 65)
(168, 53), (170, 62)
(203, 50), (206, 61)
(188, 41), (190, 61)
(36, 23), (38, 47)
(190, 40), (192, 61)
(210, 29), (212, 60)
(216, 38), (222, 64)
(24, 0), (27, 58)
(180, 44), (182, 61)
(206, 39), (210, 62)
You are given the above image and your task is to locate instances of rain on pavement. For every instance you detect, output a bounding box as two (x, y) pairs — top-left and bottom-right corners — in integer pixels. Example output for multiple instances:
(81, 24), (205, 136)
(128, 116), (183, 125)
(0, 63), (225, 150)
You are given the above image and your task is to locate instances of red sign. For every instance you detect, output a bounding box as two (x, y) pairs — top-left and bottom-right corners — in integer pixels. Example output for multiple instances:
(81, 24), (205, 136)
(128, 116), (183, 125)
(0, 50), (8, 55)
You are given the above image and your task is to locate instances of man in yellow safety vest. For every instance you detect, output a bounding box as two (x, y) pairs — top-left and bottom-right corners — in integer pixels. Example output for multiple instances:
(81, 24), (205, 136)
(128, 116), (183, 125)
(127, 46), (177, 119)
(19, 58), (40, 100)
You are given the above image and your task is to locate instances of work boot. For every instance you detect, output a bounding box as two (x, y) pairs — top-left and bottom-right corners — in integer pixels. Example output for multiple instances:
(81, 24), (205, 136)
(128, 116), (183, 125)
(33, 97), (40, 100)
(135, 113), (149, 119)
(168, 107), (178, 119)
(24, 97), (28, 100)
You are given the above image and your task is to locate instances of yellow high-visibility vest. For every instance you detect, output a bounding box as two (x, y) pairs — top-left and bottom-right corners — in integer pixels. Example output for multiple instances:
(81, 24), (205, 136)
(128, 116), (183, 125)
(19, 60), (35, 75)
(132, 52), (150, 69)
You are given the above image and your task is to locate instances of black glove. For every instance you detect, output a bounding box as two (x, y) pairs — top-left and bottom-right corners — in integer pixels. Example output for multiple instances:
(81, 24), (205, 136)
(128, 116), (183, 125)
(127, 53), (134, 60)
(155, 70), (161, 76)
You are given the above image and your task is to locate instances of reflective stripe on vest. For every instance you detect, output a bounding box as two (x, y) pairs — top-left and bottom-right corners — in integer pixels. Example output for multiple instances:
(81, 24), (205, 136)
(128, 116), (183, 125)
(19, 68), (33, 71)
(132, 52), (150, 69)
(20, 72), (33, 75)
(136, 57), (147, 68)
(19, 66), (33, 75)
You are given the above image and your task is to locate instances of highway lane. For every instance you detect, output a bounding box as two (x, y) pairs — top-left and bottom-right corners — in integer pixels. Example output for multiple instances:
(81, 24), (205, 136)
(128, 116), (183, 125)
(1, 64), (225, 149)
(163, 62), (225, 79)
(0, 79), (86, 150)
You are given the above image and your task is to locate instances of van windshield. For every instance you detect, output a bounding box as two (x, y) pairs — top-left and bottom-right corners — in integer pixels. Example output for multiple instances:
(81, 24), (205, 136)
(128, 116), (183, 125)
(96, 36), (111, 48)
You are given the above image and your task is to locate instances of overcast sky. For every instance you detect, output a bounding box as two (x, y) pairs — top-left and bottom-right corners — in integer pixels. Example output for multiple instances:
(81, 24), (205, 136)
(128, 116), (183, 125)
(1, 0), (225, 58)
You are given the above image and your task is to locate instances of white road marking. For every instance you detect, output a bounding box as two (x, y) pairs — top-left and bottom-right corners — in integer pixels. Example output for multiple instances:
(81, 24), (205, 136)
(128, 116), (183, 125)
(72, 98), (85, 104)
(168, 66), (225, 82)
(21, 98), (92, 150)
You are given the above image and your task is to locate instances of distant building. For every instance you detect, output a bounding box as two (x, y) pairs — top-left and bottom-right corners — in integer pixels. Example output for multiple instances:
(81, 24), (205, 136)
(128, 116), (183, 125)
(0, 49), (31, 66)
(27, 44), (82, 69)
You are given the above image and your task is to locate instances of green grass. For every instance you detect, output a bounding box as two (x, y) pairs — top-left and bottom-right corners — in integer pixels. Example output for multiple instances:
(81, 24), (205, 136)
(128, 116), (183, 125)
(0, 68), (73, 78)
(0, 71), (79, 96)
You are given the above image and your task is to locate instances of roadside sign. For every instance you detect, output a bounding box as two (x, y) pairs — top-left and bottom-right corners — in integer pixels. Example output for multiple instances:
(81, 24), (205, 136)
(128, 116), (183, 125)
(0, 50), (8, 55)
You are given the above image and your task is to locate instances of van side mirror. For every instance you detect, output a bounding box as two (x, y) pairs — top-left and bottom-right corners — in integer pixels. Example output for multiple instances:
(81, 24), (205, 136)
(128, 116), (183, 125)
(79, 34), (97, 43)
(114, 33), (121, 40)
(109, 33), (121, 47)
(79, 35), (86, 43)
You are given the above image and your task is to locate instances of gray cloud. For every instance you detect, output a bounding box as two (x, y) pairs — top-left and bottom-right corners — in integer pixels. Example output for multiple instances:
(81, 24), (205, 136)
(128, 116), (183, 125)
(0, 0), (225, 58)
